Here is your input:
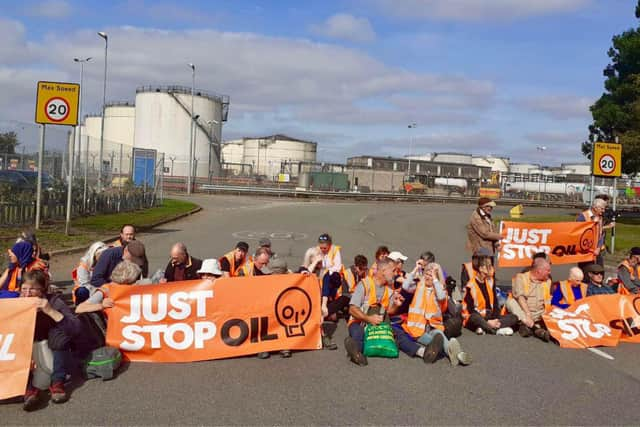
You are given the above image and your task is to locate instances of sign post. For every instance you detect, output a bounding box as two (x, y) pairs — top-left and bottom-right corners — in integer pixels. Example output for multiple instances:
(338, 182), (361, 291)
(592, 141), (622, 253)
(35, 81), (80, 230)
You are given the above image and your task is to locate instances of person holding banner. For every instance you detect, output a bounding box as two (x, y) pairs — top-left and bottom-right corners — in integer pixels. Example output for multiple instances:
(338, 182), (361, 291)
(462, 257), (517, 336)
(219, 241), (250, 277)
(585, 263), (617, 296)
(21, 270), (81, 411)
(466, 198), (502, 255)
(617, 247), (640, 294)
(551, 267), (587, 309)
(576, 198), (613, 268)
(344, 257), (402, 366)
(510, 258), (552, 342)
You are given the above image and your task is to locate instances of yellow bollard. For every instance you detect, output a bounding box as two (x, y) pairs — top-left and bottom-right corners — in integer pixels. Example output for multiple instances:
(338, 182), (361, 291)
(510, 204), (524, 218)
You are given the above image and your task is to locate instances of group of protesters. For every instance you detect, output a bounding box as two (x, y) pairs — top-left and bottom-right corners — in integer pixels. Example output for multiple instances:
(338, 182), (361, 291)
(2, 191), (639, 412)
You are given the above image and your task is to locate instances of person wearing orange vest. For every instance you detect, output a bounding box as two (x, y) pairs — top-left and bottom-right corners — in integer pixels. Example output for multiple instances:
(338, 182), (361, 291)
(395, 263), (472, 366)
(318, 234), (346, 315)
(617, 247), (640, 294)
(322, 254), (368, 321)
(219, 241), (250, 277)
(112, 224), (137, 248)
(511, 258), (553, 341)
(344, 257), (403, 366)
(551, 267), (588, 309)
(576, 197), (614, 269)
(462, 257), (518, 335)
(0, 240), (49, 298)
(237, 247), (270, 277)
(367, 246), (390, 277)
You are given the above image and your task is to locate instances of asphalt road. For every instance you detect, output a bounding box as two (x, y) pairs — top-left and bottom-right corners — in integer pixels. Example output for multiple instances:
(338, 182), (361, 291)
(2, 195), (638, 426)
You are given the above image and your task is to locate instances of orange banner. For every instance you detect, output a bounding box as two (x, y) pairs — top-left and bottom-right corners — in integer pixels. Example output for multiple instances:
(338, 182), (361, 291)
(106, 274), (322, 363)
(543, 295), (640, 348)
(498, 221), (596, 267)
(0, 298), (37, 400)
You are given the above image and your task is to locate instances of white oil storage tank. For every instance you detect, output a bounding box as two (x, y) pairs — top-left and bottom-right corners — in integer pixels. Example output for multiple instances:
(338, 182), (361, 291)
(134, 85), (229, 179)
(232, 135), (317, 179)
(104, 102), (135, 147)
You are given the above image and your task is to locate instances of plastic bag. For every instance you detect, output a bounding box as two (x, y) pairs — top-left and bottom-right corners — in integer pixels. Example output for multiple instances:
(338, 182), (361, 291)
(363, 322), (399, 358)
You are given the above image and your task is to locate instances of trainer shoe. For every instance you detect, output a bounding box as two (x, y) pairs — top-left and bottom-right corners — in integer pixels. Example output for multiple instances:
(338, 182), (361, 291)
(344, 337), (368, 366)
(457, 351), (472, 366)
(496, 327), (514, 336)
(422, 334), (444, 364)
(519, 324), (533, 338)
(475, 327), (485, 335)
(534, 328), (551, 342)
(23, 388), (44, 412)
(446, 337), (462, 366)
(49, 381), (68, 404)
(322, 335), (338, 350)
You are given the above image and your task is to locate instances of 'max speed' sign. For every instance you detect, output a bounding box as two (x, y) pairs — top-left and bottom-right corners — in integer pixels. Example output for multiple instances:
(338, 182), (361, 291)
(35, 81), (80, 126)
(592, 142), (622, 177)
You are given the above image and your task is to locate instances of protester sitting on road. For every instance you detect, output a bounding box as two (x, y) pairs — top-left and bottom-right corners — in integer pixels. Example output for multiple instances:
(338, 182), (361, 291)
(0, 240), (49, 297)
(300, 246), (323, 275)
(90, 240), (147, 287)
(467, 197), (502, 256)
(368, 245), (390, 276)
(72, 241), (108, 304)
(162, 243), (203, 282)
(322, 254), (368, 323)
(317, 232), (343, 282)
(585, 263), (617, 295)
(462, 257), (518, 335)
(395, 263), (472, 366)
(238, 247), (271, 277)
(18, 231), (49, 263)
(617, 247), (640, 294)
(510, 258), (552, 341)
(112, 224), (136, 247)
(344, 257), (403, 366)
(551, 267), (588, 309)
(219, 241), (250, 277)
(75, 261), (142, 314)
(343, 255), (368, 293)
(388, 251), (408, 289)
(520, 251), (551, 274)
(21, 270), (81, 411)
(460, 247), (493, 297)
(196, 259), (224, 281)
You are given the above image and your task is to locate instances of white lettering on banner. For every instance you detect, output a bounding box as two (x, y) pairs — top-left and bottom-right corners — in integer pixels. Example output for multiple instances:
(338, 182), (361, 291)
(548, 305), (612, 341)
(501, 227), (553, 261)
(121, 321), (217, 351)
(121, 290), (214, 323)
(0, 333), (16, 361)
(119, 290), (216, 351)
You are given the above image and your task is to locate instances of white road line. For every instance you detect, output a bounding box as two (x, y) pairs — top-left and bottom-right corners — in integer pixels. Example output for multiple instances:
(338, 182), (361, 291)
(359, 215), (368, 224)
(587, 347), (615, 360)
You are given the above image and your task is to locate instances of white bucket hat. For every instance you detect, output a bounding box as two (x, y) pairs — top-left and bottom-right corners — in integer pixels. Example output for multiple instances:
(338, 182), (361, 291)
(388, 251), (408, 262)
(197, 259), (224, 276)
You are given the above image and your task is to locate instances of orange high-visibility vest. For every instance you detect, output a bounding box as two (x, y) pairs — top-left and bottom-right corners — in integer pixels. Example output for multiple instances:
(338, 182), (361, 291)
(461, 276), (495, 325)
(237, 260), (256, 277)
(220, 250), (246, 277)
(403, 283), (447, 337)
(558, 280), (588, 306)
(343, 267), (359, 294)
(618, 260), (637, 280)
(348, 276), (391, 326)
(462, 262), (476, 286)
(71, 260), (91, 304)
(518, 272), (552, 312)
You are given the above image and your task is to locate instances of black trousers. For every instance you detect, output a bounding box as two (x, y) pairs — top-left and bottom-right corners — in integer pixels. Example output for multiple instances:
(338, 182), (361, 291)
(327, 295), (351, 316)
(467, 312), (518, 333)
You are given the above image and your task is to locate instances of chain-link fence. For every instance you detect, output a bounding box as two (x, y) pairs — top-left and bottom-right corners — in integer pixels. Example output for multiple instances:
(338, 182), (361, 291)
(0, 120), (165, 226)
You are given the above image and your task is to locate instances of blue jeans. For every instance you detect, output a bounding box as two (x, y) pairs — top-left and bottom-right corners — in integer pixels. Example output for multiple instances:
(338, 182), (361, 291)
(322, 272), (342, 298)
(52, 350), (71, 383)
(392, 325), (421, 357)
(417, 329), (448, 356)
(348, 323), (365, 353)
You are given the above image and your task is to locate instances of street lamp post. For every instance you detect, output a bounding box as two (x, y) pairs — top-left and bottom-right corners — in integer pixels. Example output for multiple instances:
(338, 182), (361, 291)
(407, 123), (417, 174)
(74, 56), (92, 211)
(193, 114), (200, 186)
(536, 146), (547, 201)
(187, 63), (195, 195)
(97, 31), (108, 192)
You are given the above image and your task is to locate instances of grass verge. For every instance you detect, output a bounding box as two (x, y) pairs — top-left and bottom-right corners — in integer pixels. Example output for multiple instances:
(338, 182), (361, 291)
(0, 199), (199, 253)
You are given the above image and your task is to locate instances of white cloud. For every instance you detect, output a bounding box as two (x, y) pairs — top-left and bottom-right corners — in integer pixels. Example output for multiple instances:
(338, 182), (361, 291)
(310, 13), (376, 43)
(374, 0), (590, 22)
(28, 0), (72, 19)
(516, 95), (593, 120)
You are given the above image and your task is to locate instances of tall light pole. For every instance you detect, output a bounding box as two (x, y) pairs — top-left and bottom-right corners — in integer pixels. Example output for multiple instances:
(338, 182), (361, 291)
(187, 63), (195, 195)
(536, 146), (547, 200)
(407, 122), (417, 174)
(97, 31), (108, 191)
(74, 56), (91, 211)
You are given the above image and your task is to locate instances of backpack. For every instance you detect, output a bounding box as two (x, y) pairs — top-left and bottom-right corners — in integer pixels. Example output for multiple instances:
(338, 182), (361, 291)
(84, 346), (122, 381)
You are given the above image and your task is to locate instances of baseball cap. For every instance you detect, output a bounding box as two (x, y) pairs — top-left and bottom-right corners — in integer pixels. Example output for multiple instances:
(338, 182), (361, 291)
(235, 241), (249, 252)
(125, 240), (146, 268)
(258, 238), (272, 247)
(197, 259), (223, 277)
(388, 251), (408, 262)
(584, 263), (605, 274)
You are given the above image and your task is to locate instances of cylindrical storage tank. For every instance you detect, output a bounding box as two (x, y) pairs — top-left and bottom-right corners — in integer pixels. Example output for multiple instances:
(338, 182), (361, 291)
(104, 103), (135, 147)
(509, 163), (539, 174)
(239, 135), (317, 179)
(134, 86), (228, 179)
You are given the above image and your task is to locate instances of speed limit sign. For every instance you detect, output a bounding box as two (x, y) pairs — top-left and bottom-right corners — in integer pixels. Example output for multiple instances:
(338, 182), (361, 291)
(35, 81), (79, 126)
(592, 142), (622, 177)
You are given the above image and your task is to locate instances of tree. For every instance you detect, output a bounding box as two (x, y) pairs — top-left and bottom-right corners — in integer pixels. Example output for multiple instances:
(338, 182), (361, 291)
(0, 131), (19, 154)
(585, 1), (640, 174)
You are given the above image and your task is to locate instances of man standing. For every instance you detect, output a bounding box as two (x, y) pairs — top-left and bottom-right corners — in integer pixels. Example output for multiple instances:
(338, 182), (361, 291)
(163, 243), (203, 282)
(219, 242), (250, 277)
(510, 258), (552, 342)
(467, 198), (502, 255)
(617, 247), (640, 294)
(577, 197), (614, 268)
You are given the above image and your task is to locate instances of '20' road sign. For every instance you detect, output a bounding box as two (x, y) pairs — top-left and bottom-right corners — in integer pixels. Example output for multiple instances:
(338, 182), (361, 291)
(35, 81), (80, 126)
(592, 142), (622, 177)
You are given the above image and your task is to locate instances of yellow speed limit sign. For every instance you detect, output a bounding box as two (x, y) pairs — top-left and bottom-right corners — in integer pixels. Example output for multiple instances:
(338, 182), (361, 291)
(35, 81), (80, 126)
(592, 142), (622, 177)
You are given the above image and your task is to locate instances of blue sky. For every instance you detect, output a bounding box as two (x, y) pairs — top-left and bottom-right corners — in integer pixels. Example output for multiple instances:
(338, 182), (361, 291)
(0, 0), (637, 164)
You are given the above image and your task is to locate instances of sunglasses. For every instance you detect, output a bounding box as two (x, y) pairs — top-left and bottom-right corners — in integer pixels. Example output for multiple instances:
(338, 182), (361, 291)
(318, 235), (330, 242)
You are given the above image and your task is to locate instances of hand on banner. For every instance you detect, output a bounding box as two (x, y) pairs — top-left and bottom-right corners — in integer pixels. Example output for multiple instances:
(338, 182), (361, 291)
(102, 298), (115, 309)
(368, 314), (384, 325)
(35, 298), (63, 322)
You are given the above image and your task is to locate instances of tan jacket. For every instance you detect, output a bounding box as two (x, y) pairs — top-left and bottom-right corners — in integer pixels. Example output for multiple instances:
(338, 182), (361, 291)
(466, 208), (502, 253)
